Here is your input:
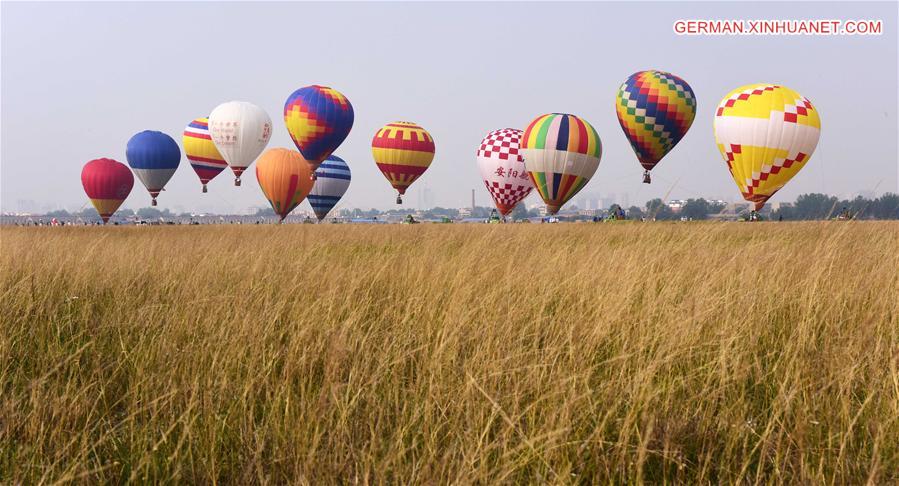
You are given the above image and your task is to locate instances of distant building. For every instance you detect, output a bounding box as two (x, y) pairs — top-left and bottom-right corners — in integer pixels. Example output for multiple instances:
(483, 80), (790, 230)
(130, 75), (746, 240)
(16, 199), (38, 213)
(768, 201), (793, 211)
(726, 202), (751, 213)
(667, 199), (687, 212)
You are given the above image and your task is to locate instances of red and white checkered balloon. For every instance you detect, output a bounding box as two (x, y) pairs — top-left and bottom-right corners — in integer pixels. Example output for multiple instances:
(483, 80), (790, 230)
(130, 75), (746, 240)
(476, 128), (533, 216)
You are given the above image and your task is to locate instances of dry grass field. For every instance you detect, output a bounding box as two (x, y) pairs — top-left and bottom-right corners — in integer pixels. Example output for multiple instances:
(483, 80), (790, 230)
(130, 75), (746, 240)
(1, 222), (897, 484)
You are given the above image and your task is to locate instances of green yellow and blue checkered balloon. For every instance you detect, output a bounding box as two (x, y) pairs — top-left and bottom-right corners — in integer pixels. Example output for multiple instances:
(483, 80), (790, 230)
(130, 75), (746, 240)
(615, 70), (696, 183)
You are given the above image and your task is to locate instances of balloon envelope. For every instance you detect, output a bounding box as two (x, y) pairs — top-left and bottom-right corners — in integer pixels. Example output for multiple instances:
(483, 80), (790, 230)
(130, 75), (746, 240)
(255, 148), (315, 221)
(371, 121), (435, 200)
(125, 130), (180, 205)
(308, 155), (351, 221)
(284, 85), (354, 170)
(476, 128), (533, 216)
(81, 158), (134, 223)
(183, 117), (227, 191)
(615, 70), (696, 181)
(713, 84), (821, 210)
(209, 101), (272, 185)
(520, 113), (602, 215)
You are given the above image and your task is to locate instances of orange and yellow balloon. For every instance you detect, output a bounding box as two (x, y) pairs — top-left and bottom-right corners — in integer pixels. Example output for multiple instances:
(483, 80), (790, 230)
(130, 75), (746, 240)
(255, 148), (315, 221)
(713, 84), (821, 210)
(371, 121), (435, 204)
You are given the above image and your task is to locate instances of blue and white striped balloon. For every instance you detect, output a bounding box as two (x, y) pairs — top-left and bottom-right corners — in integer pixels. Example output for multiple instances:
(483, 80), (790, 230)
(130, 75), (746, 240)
(308, 155), (351, 221)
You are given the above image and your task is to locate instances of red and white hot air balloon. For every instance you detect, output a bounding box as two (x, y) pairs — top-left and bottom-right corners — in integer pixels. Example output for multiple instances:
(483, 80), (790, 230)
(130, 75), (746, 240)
(476, 128), (533, 216)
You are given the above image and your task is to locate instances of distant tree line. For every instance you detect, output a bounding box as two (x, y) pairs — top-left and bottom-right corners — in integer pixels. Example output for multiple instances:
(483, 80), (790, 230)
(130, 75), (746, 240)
(770, 193), (899, 220)
(616, 193), (898, 221)
(622, 198), (728, 221)
(43, 207), (188, 221)
(36, 192), (899, 222)
(337, 206), (543, 220)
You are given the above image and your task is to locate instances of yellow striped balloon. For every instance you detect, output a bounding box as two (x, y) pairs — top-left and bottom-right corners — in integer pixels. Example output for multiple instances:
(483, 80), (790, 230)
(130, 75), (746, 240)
(713, 84), (821, 210)
(183, 117), (227, 192)
(371, 121), (435, 204)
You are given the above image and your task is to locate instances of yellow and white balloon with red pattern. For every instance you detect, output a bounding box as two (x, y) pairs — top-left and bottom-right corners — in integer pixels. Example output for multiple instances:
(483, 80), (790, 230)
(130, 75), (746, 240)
(713, 84), (821, 210)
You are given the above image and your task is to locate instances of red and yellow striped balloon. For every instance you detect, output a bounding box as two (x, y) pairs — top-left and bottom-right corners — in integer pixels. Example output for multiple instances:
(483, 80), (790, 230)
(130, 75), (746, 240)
(371, 121), (435, 203)
(255, 148), (315, 221)
(183, 117), (227, 192)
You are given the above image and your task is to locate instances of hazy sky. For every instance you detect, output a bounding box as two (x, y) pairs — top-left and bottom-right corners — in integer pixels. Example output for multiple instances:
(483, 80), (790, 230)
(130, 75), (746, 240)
(2, 1), (897, 213)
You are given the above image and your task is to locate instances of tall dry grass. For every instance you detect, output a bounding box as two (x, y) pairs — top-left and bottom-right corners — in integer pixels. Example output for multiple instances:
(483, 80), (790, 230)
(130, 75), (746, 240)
(1, 222), (897, 484)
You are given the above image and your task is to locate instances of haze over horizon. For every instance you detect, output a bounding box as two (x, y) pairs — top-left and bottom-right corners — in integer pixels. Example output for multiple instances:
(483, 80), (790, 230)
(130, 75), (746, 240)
(2, 1), (897, 214)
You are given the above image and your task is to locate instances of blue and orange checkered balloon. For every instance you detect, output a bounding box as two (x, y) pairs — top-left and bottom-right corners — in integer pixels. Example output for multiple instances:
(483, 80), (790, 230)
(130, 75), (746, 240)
(284, 85), (354, 170)
(615, 70), (696, 183)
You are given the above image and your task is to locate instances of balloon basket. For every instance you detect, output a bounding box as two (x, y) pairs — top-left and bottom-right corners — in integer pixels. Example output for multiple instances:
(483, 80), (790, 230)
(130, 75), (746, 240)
(396, 194), (403, 205)
(151, 198), (157, 207)
(643, 170), (651, 184)
(202, 185), (208, 193)
(234, 178), (242, 187)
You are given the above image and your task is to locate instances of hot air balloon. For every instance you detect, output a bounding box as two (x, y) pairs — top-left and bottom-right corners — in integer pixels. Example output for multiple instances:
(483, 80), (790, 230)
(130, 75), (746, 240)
(126, 131), (180, 206)
(183, 117), (227, 193)
(713, 84), (821, 210)
(476, 128), (533, 216)
(209, 101), (272, 186)
(520, 113), (602, 215)
(255, 148), (315, 221)
(307, 155), (351, 221)
(616, 70), (696, 184)
(371, 121), (435, 204)
(284, 85), (354, 173)
(81, 158), (134, 223)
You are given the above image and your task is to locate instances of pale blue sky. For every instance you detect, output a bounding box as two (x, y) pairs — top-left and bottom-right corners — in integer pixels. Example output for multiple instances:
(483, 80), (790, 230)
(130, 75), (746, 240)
(2, 1), (896, 213)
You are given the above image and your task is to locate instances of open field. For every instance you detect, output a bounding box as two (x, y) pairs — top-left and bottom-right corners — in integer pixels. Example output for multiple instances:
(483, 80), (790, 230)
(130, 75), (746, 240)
(1, 222), (897, 484)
